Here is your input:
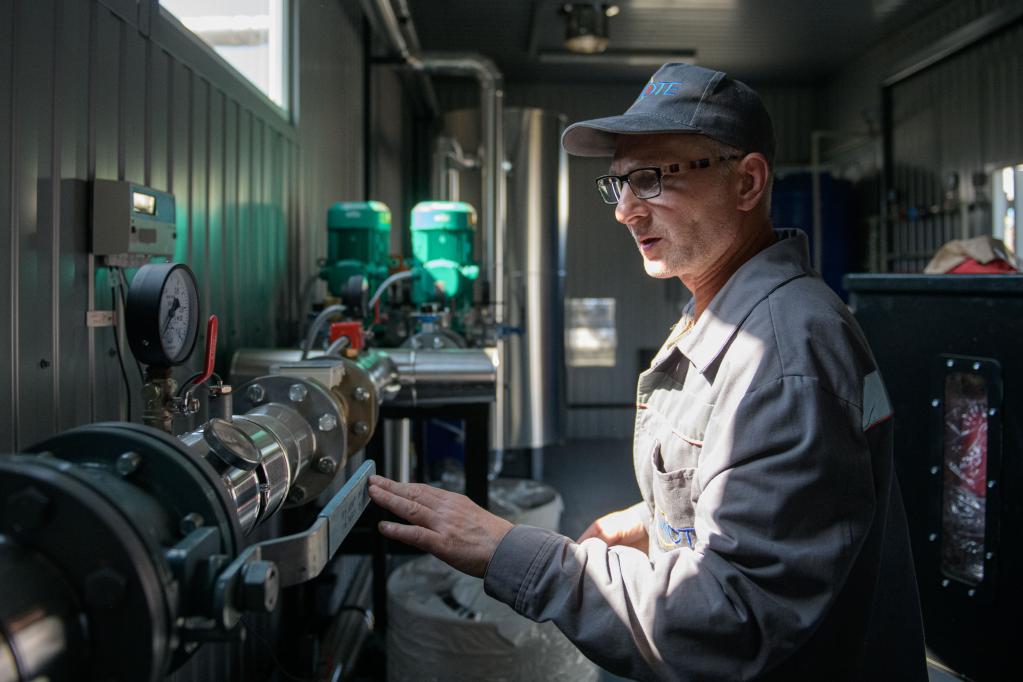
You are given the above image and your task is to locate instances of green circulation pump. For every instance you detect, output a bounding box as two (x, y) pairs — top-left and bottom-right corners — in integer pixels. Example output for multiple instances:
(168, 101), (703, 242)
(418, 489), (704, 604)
(410, 201), (479, 308)
(320, 201), (392, 306)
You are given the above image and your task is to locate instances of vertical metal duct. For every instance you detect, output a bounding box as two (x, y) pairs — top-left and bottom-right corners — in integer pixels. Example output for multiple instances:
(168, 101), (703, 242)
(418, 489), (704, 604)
(440, 108), (568, 454)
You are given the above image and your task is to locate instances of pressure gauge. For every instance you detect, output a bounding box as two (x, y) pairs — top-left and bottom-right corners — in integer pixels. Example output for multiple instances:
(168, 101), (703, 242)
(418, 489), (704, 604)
(126, 263), (201, 367)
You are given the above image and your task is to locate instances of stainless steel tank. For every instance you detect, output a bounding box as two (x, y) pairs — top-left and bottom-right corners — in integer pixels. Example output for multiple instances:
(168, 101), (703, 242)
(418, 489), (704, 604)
(440, 107), (567, 450)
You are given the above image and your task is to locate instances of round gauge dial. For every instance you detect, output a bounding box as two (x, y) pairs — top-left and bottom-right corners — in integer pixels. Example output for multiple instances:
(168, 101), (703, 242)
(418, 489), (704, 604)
(126, 263), (201, 367)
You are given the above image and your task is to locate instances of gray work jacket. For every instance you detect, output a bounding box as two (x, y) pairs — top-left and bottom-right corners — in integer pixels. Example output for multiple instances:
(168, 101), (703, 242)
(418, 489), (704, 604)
(484, 230), (926, 681)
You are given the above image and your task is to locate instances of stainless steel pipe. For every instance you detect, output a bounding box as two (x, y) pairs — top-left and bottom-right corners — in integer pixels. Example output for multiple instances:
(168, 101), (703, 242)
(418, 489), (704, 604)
(379, 348), (496, 406)
(229, 348), (496, 407)
(177, 377), (335, 534)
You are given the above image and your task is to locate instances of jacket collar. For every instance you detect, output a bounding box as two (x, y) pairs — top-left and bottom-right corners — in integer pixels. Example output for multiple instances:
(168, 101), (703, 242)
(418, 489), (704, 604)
(671, 228), (811, 374)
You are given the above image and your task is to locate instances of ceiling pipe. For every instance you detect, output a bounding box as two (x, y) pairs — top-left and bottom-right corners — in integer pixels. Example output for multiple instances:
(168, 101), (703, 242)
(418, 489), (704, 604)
(362, 1), (506, 316)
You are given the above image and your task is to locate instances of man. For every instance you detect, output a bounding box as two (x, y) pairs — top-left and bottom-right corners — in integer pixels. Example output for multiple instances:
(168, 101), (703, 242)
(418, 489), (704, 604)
(369, 63), (926, 681)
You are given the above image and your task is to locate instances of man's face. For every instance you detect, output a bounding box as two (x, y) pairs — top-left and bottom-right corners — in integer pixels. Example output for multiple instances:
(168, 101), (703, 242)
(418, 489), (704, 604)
(610, 134), (741, 281)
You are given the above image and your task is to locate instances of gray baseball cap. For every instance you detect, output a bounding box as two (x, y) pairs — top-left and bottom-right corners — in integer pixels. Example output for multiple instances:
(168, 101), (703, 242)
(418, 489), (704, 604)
(561, 63), (776, 165)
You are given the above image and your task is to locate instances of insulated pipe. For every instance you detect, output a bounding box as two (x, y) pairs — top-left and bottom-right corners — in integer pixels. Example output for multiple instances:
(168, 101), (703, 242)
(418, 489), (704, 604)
(301, 304), (345, 360)
(368, 270), (414, 310)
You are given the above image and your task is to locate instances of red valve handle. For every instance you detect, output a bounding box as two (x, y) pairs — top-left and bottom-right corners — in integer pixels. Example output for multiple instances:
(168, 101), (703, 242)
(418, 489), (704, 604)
(194, 315), (218, 386)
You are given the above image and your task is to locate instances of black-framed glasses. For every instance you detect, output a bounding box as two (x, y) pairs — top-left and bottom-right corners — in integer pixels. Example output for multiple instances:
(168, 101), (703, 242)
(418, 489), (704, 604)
(595, 155), (743, 205)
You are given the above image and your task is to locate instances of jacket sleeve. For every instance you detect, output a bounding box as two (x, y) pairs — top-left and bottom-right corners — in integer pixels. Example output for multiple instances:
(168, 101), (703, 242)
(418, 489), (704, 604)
(483, 375), (876, 681)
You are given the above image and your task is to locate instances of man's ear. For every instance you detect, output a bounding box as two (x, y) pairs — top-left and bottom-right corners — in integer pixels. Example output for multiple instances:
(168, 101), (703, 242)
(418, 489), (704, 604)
(735, 153), (770, 212)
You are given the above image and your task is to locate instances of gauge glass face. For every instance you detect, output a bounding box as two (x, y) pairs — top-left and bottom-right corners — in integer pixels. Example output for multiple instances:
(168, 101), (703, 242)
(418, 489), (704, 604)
(160, 269), (194, 362)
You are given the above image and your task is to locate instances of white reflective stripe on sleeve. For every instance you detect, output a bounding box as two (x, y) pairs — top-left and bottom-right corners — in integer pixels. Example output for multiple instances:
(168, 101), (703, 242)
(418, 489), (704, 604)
(862, 370), (893, 431)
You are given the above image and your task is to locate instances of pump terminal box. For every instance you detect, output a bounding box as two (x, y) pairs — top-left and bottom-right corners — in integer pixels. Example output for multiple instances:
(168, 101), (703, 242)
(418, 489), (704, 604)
(92, 180), (176, 257)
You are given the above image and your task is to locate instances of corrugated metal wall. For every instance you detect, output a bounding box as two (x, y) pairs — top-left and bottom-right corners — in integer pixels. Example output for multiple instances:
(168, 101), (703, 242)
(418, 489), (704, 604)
(793, 0), (1023, 273)
(887, 18), (1023, 271)
(435, 79), (819, 438)
(0, 0), (366, 453)
(825, 0), (1020, 137)
(0, 0), (369, 679)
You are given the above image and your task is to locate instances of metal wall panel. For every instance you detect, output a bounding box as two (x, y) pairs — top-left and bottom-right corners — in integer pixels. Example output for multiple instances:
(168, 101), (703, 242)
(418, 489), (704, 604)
(14, 0), (58, 447)
(55, 0), (92, 433)
(0, 0), (366, 459)
(824, 0), (1020, 149)
(887, 18), (1023, 272)
(0, 1), (13, 453)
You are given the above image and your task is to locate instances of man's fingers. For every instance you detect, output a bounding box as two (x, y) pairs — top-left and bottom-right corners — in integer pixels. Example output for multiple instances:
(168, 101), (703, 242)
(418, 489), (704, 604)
(378, 520), (441, 553)
(370, 475), (446, 506)
(369, 483), (439, 527)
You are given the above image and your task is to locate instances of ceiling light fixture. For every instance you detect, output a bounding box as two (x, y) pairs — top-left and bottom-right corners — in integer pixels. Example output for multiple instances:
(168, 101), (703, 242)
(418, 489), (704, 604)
(560, 3), (619, 54)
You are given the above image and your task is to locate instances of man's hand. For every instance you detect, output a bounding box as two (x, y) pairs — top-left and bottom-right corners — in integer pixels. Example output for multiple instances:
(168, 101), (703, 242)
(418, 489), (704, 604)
(368, 475), (514, 578)
(577, 503), (648, 551)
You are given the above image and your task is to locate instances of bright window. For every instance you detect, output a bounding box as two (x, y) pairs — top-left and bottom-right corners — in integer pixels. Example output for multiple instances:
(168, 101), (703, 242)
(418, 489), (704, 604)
(565, 298), (617, 367)
(992, 164), (1023, 255)
(161, 0), (288, 109)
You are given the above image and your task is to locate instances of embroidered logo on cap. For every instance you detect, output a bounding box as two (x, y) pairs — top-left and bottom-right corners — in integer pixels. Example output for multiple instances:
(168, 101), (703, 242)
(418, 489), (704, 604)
(639, 81), (682, 98)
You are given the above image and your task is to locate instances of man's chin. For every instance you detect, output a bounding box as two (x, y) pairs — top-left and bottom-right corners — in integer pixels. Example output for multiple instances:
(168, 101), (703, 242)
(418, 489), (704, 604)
(643, 261), (674, 279)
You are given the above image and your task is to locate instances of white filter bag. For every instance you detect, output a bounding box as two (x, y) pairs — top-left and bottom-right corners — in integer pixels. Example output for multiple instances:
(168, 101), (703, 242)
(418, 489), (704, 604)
(387, 555), (598, 682)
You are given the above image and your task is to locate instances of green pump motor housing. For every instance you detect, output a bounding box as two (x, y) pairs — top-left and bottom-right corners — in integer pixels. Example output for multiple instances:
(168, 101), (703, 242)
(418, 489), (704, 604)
(410, 201), (480, 308)
(320, 201), (392, 305)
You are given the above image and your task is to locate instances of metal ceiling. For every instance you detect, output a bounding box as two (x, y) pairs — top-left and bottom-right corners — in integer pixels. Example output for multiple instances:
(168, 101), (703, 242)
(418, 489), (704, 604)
(404, 0), (951, 85)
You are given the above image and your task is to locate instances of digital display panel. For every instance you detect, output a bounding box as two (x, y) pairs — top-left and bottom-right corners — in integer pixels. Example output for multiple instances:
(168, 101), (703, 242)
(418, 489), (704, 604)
(133, 191), (157, 215)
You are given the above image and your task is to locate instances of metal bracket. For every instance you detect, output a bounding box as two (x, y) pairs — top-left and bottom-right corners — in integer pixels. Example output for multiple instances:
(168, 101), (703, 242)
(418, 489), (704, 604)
(211, 460), (376, 630)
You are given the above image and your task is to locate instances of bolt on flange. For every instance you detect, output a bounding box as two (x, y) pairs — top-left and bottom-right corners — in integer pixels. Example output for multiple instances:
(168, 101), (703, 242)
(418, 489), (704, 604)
(246, 383), (266, 403)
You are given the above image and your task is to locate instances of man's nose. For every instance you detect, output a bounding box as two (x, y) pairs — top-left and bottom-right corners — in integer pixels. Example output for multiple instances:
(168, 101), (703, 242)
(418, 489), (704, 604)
(614, 181), (649, 226)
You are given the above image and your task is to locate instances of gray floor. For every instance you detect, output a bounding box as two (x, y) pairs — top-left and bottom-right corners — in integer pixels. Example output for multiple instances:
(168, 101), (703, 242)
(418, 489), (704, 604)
(533, 438), (970, 682)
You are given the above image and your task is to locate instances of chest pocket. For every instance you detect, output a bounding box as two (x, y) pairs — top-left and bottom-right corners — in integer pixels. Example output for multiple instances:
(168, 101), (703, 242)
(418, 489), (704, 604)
(647, 399), (713, 552)
(645, 391), (713, 471)
(650, 439), (699, 551)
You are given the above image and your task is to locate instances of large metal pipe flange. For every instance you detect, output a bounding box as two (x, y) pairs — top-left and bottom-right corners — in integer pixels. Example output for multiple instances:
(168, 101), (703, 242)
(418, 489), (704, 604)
(234, 375), (348, 507)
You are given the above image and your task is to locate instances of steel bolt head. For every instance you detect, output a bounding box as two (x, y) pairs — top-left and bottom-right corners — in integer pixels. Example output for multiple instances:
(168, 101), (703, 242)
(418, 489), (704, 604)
(4, 487), (50, 533)
(115, 451), (142, 476)
(84, 567), (127, 609)
(240, 560), (279, 613)
(929, 466), (939, 475)
(288, 383), (308, 403)
(316, 457), (337, 475)
(928, 533), (938, 542)
(353, 420), (369, 436)
(353, 386), (370, 402)
(941, 579), (950, 588)
(930, 399), (940, 408)
(318, 413), (338, 432)
(246, 383), (266, 403)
